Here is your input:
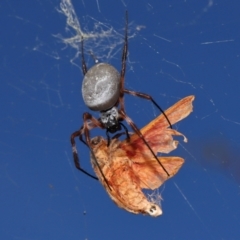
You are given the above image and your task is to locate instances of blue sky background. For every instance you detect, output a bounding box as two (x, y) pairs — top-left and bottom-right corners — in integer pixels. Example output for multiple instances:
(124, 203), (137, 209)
(1, 0), (240, 239)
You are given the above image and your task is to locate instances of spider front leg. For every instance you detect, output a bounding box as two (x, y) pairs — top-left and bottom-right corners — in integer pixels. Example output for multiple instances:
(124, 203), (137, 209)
(71, 129), (98, 180)
(81, 36), (88, 75)
(71, 113), (112, 190)
(70, 112), (103, 180)
(123, 89), (173, 129)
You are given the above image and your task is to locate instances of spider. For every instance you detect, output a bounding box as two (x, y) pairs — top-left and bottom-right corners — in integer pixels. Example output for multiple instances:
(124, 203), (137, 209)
(70, 11), (172, 185)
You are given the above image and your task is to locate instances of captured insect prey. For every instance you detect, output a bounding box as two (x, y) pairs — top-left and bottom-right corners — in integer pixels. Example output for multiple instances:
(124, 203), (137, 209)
(90, 96), (195, 217)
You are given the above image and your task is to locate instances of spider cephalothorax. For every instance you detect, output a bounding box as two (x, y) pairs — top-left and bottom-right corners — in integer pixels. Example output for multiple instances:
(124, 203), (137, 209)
(100, 107), (121, 133)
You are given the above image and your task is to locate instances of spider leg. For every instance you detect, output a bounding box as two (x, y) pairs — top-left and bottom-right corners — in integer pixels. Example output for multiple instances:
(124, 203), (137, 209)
(73, 112), (112, 190)
(71, 130), (98, 180)
(82, 113), (112, 190)
(119, 110), (170, 177)
(119, 122), (130, 140)
(116, 11), (170, 176)
(118, 12), (172, 129)
(123, 89), (173, 129)
(81, 36), (88, 75)
(119, 11), (128, 101)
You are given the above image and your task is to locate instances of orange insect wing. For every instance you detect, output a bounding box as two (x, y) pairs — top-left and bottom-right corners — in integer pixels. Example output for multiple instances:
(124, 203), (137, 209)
(120, 95), (195, 160)
(132, 156), (184, 190)
(90, 95), (195, 216)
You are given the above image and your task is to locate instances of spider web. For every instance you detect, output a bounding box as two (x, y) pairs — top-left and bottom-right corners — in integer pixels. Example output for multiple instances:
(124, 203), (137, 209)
(1, 0), (240, 239)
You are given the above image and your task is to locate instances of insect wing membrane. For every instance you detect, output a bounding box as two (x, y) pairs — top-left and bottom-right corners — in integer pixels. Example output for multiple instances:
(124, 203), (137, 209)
(120, 95), (194, 158)
(132, 156), (184, 190)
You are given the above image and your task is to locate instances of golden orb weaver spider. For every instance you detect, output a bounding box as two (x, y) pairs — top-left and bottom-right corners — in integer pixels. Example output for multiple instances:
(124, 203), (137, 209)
(70, 11), (172, 187)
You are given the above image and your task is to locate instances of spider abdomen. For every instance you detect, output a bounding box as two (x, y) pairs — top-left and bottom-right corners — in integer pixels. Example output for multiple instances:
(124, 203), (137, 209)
(82, 63), (120, 111)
